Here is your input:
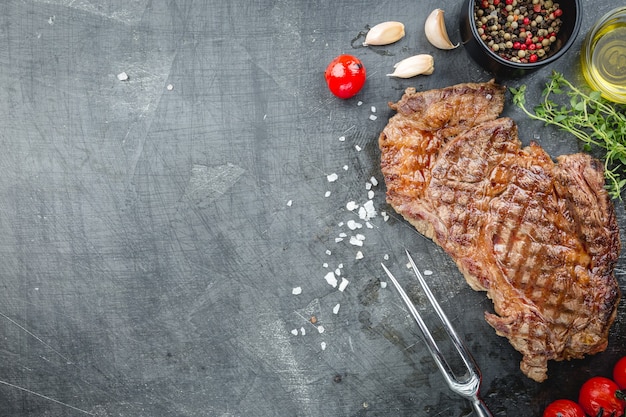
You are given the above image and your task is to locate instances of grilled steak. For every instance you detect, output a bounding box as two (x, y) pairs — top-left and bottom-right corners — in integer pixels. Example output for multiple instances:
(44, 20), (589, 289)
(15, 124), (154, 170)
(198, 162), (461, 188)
(379, 82), (621, 382)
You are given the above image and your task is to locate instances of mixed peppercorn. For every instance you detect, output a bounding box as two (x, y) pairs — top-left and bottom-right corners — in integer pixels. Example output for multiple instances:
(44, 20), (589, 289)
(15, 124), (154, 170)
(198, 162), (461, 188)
(473, 0), (564, 63)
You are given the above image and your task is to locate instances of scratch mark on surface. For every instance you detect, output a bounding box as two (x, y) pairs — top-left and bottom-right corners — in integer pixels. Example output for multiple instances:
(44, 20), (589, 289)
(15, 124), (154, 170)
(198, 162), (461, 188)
(0, 379), (93, 415)
(0, 311), (73, 364)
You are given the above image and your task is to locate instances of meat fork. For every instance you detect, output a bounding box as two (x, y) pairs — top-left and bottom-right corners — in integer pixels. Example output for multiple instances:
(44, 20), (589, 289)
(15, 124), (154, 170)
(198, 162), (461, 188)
(381, 250), (493, 417)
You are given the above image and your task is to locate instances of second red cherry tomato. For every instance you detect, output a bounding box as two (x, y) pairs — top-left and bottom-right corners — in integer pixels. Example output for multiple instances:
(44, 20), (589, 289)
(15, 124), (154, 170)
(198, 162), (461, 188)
(614, 357), (626, 390)
(543, 399), (586, 417)
(324, 54), (366, 99)
(579, 376), (626, 417)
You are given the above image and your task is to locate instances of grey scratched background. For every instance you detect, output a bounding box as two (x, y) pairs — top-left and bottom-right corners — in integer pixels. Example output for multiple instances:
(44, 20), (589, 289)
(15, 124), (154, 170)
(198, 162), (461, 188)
(0, 0), (624, 416)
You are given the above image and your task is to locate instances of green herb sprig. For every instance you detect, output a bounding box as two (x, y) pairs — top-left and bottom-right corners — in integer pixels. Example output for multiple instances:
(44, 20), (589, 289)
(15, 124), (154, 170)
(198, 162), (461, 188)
(510, 71), (626, 200)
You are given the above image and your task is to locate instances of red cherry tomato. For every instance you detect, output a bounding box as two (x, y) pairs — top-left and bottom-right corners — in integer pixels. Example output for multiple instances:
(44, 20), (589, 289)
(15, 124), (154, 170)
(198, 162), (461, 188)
(324, 54), (366, 99)
(543, 399), (586, 417)
(615, 357), (626, 390)
(579, 376), (626, 417)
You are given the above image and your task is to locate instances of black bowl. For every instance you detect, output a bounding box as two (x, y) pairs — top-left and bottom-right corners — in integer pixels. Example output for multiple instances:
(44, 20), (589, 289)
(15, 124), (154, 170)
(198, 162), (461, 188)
(459, 0), (582, 79)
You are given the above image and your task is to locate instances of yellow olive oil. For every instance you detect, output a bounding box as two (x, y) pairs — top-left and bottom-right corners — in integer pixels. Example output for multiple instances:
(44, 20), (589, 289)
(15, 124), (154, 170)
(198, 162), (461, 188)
(582, 10), (626, 103)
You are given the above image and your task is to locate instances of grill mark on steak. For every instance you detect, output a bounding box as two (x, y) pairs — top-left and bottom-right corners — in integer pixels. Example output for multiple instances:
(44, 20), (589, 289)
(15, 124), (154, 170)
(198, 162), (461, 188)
(379, 82), (621, 382)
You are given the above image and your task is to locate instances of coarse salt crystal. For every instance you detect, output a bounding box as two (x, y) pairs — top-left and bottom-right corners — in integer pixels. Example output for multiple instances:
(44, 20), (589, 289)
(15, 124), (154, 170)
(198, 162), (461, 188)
(381, 281), (387, 288)
(325, 249), (332, 255)
(321, 342), (327, 350)
(383, 254), (389, 260)
(346, 201), (359, 211)
(382, 211), (389, 221)
(355, 251), (364, 260)
(166, 84), (174, 91)
(366, 222), (373, 229)
(287, 200), (293, 207)
(367, 190), (374, 200)
(325, 191), (331, 197)
(327, 173), (338, 182)
(363, 200), (377, 219)
(338, 263), (343, 268)
(338, 221), (344, 227)
(365, 182), (372, 190)
(349, 236), (364, 247)
(301, 327), (306, 335)
(343, 165), (349, 171)
(424, 270), (433, 276)
(355, 145), (362, 151)
(335, 237), (344, 243)
(369, 114), (377, 121)
(323, 262), (329, 268)
(339, 232), (347, 238)
(371, 106), (376, 113)
(338, 278), (349, 292)
(347, 220), (362, 230)
(317, 325), (325, 334)
(338, 136), (346, 142)
(292, 286), (302, 295)
(291, 329), (298, 335)
(117, 72), (129, 81)
(357, 101), (363, 106)
(335, 268), (341, 276)
(370, 176), (378, 186)
(333, 303), (341, 314)
(324, 271), (338, 288)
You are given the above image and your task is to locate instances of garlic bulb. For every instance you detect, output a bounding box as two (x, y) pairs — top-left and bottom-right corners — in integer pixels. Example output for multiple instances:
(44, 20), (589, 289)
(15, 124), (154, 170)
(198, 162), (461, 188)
(386, 54), (434, 78)
(363, 21), (405, 46)
(424, 9), (459, 50)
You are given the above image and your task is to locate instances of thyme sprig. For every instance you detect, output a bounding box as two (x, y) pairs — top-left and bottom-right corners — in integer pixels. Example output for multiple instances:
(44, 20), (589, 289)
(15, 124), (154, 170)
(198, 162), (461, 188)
(510, 71), (626, 199)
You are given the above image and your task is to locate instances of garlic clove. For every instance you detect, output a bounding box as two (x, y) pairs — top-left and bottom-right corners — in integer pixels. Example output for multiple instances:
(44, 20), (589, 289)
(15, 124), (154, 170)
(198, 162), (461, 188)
(363, 21), (406, 46)
(386, 54), (434, 78)
(424, 9), (459, 50)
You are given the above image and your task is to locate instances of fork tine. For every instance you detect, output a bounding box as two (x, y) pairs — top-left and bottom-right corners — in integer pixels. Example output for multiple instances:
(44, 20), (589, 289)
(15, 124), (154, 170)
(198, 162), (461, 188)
(382, 251), (493, 417)
(403, 249), (480, 379)
(381, 262), (458, 387)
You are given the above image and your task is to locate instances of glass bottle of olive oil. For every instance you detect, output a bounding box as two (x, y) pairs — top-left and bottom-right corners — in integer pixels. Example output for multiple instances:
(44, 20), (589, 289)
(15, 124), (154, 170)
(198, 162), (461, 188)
(581, 8), (626, 104)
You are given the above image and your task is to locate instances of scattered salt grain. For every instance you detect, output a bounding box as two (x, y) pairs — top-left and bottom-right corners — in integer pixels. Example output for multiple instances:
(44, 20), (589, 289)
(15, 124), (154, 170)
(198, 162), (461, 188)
(363, 200), (377, 219)
(365, 182), (372, 190)
(166, 84), (174, 91)
(301, 327), (306, 335)
(327, 173), (338, 182)
(287, 200), (293, 207)
(324, 271), (338, 288)
(335, 268), (341, 276)
(370, 176), (378, 186)
(338, 136), (346, 142)
(355, 251), (364, 260)
(384, 254), (389, 260)
(368, 190), (374, 200)
(343, 165), (349, 171)
(325, 191), (331, 197)
(371, 106), (376, 113)
(424, 270), (433, 276)
(335, 237), (344, 243)
(338, 232), (347, 238)
(349, 236), (364, 247)
(380, 281), (388, 288)
(325, 249), (332, 255)
(357, 101), (363, 106)
(338, 278), (349, 292)
(355, 145), (362, 151)
(366, 222), (373, 229)
(346, 201), (359, 211)
(323, 262), (329, 268)
(382, 211), (389, 221)
(321, 342), (327, 350)
(292, 286), (302, 295)
(291, 329), (298, 336)
(317, 325), (325, 334)
(347, 220), (362, 230)
(333, 303), (341, 314)
(117, 72), (129, 81)
(369, 114), (377, 121)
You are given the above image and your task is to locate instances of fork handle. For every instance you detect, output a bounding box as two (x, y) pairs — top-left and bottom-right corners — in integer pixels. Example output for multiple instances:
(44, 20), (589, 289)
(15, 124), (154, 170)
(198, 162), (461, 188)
(471, 397), (493, 417)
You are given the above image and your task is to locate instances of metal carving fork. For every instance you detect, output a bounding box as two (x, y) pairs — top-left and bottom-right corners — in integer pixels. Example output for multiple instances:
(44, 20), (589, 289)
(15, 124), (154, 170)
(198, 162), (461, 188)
(381, 250), (493, 417)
